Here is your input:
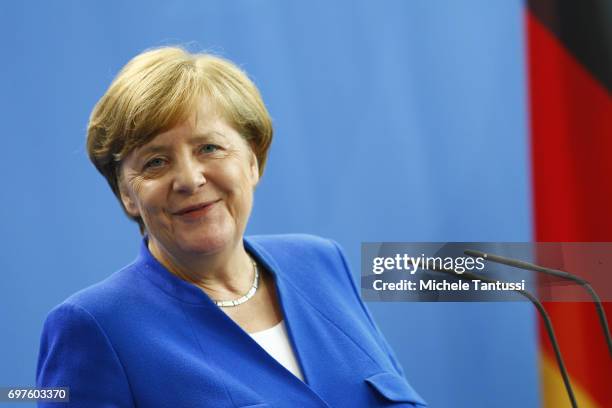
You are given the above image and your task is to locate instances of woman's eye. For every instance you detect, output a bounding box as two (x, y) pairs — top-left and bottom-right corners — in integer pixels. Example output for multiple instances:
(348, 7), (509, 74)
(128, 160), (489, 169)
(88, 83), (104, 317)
(143, 157), (166, 170)
(199, 144), (220, 154)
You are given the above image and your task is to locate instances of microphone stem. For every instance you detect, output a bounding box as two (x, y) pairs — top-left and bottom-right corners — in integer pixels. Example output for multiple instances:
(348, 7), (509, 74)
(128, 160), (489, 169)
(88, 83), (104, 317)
(584, 283), (612, 357)
(456, 270), (579, 408)
(515, 286), (579, 408)
(466, 249), (612, 358)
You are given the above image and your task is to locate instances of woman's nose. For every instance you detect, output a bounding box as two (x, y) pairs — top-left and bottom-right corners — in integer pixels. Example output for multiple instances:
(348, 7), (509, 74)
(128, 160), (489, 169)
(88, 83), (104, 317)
(172, 156), (206, 194)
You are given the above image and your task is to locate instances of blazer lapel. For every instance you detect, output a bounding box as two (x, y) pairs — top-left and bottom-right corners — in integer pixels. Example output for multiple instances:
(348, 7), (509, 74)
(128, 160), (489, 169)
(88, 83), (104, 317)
(246, 239), (382, 406)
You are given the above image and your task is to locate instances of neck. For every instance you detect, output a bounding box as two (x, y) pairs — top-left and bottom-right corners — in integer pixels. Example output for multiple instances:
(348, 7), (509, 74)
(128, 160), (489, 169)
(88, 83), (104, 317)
(148, 236), (254, 300)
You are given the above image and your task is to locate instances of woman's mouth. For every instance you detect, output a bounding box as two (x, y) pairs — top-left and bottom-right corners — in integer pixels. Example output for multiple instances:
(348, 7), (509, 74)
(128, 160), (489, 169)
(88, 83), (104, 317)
(173, 200), (219, 220)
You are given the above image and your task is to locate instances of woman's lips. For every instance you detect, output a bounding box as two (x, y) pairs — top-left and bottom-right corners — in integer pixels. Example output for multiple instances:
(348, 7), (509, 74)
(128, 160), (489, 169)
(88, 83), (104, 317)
(174, 200), (219, 220)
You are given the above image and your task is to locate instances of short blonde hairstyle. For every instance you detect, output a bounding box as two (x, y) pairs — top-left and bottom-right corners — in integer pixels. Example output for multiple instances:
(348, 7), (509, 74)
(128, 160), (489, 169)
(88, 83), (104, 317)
(87, 46), (273, 232)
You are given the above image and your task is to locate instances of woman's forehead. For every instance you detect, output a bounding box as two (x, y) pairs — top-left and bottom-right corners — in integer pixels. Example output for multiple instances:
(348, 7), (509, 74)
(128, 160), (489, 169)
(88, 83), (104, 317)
(142, 130), (228, 150)
(132, 118), (243, 156)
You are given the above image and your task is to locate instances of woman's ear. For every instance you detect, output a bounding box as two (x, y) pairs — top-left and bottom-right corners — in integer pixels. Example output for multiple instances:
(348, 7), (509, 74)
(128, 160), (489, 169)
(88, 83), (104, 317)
(249, 151), (260, 187)
(118, 176), (140, 217)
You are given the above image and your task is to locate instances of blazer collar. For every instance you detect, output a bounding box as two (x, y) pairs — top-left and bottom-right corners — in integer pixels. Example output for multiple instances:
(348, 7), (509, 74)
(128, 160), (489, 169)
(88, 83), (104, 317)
(134, 236), (336, 405)
(135, 236), (297, 304)
(134, 235), (316, 361)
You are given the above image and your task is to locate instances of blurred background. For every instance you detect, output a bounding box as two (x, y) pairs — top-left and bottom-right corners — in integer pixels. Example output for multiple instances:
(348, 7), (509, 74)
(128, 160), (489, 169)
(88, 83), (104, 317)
(1, 1), (610, 407)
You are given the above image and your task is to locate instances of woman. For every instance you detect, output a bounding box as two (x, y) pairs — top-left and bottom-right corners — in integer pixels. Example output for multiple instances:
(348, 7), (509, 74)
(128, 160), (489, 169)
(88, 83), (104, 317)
(37, 47), (426, 407)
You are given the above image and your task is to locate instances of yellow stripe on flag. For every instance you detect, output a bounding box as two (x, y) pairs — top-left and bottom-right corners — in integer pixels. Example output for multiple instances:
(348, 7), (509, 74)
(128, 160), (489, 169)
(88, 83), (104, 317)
(540, 353), (600, 408)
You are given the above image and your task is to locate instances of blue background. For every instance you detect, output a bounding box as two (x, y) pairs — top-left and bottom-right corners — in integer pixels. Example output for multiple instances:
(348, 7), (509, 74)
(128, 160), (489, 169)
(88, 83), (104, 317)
(0, 1), (535, 407)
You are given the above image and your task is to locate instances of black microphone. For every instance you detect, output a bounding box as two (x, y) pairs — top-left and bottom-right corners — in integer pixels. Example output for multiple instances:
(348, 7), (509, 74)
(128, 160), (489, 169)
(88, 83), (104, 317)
(464, 249), (612, 358)
(415, 260), (579, 408)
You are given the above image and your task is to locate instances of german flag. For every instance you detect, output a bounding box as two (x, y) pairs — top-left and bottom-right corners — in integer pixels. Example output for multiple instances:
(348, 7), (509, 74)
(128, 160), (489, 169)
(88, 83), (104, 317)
(527, 1), (612, 406)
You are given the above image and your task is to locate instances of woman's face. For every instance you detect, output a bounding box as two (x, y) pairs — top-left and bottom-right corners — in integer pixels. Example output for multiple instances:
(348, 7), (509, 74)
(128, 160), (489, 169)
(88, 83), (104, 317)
(119, 100), (259, 261)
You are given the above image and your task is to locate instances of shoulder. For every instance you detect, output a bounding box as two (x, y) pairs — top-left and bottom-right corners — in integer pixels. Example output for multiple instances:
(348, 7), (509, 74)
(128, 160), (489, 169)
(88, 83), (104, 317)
(246, 233), (355, 297)
(246, 233), (343, 263)
(246, 233), (351, 282)
(246, 232), (336, 249)
(46, 261), (147, 325)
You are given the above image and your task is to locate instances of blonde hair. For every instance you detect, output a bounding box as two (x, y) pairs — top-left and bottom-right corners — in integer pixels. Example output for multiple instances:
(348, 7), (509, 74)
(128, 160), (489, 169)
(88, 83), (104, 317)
(87, 46), (273, 232)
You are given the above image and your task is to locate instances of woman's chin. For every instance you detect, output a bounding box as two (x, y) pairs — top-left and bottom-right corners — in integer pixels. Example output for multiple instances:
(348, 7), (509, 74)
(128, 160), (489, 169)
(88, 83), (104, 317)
(175, 227), (236, 256)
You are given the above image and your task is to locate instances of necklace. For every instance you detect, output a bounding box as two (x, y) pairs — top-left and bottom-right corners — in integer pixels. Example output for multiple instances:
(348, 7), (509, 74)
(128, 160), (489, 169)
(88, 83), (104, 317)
(213, 258), (259, 307)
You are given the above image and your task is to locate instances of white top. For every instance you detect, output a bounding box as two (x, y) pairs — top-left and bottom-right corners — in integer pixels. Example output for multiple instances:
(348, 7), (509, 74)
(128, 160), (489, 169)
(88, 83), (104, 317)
(249, 320), (305, 381)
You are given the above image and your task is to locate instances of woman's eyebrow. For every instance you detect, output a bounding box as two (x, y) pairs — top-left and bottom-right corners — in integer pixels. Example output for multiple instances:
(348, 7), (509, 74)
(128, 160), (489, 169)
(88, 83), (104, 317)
(189, 131), (226, 142)
(136, 145), (170, 157)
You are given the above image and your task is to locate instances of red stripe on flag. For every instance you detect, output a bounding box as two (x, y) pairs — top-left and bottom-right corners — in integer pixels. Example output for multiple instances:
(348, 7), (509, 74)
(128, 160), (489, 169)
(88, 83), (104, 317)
(528, 17), (612, 241)
(527, 8), (612, 408)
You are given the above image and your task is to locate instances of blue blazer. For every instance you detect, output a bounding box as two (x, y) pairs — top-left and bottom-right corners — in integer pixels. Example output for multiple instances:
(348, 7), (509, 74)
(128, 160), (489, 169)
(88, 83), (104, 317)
(37, 234), (426, 407)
